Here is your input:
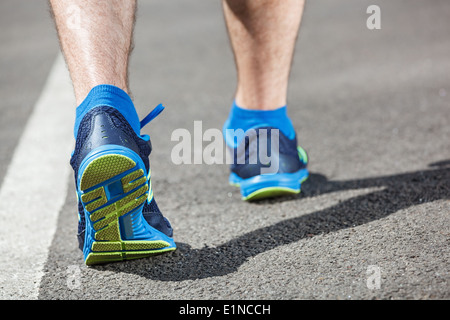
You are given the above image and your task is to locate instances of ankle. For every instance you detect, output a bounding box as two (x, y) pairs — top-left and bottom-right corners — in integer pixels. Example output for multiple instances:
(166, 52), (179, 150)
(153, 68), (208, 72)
(74, 84), (139, 138)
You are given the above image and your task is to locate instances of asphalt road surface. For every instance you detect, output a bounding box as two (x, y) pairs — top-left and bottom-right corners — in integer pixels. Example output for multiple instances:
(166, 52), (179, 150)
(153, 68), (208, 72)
(0, 0), (449, 300)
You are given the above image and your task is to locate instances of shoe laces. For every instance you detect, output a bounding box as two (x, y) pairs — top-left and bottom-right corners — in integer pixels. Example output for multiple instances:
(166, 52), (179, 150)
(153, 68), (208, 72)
(139, 103), (165, 141)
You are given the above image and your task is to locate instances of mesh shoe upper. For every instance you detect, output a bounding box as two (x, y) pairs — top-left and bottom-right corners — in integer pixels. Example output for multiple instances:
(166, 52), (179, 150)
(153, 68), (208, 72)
(229, 126), (307, 180)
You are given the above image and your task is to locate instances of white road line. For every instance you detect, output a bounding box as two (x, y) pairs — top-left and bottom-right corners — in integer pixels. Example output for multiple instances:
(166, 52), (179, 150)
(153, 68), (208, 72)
(0, 55), (74, 299)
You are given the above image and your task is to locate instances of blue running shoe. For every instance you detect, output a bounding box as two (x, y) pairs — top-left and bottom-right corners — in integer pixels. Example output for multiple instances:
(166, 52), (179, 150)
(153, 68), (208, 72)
(71, 103), (176, 265)
(228, 127), (309, 201)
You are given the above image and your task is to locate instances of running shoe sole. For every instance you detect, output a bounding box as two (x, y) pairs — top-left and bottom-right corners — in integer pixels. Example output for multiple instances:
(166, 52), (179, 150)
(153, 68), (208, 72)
(76, 145), (176, 265)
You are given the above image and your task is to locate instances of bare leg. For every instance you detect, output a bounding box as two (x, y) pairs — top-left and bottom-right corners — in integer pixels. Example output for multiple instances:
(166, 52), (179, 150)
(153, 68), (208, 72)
(49, 0), (136, 105)
(223, 0), (305, 110)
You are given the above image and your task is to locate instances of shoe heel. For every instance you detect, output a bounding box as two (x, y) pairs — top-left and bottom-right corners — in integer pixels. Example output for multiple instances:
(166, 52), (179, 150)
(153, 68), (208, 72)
(78, 151), (175, 265)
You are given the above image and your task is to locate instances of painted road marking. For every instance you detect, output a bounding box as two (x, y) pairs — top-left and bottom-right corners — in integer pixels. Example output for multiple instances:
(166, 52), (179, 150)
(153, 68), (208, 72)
(0, 55), (74, 299)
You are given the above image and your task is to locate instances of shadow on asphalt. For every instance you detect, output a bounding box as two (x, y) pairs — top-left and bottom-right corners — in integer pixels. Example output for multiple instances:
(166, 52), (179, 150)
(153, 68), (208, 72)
(101, 161), (450, 281)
